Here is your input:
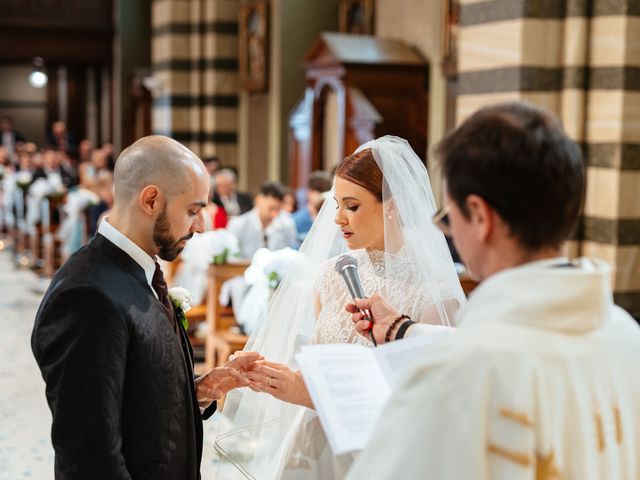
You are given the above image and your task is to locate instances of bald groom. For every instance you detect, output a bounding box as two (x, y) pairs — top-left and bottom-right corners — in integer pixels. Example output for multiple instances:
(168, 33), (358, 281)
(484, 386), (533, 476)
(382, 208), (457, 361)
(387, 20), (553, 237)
(32, 136), (259, 480)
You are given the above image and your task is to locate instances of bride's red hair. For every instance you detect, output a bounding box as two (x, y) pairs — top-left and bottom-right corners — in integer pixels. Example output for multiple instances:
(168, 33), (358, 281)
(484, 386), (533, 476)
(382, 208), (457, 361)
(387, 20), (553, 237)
(335, 148), (383, 202)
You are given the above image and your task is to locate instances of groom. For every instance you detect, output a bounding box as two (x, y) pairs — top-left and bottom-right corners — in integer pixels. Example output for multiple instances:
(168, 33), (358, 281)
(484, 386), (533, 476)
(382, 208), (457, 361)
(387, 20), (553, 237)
(32, 136), (259, 479)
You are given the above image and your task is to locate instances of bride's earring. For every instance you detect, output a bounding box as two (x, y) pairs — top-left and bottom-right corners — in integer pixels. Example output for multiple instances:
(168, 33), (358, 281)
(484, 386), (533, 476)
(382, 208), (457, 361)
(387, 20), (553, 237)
(387, 215), (392, 220)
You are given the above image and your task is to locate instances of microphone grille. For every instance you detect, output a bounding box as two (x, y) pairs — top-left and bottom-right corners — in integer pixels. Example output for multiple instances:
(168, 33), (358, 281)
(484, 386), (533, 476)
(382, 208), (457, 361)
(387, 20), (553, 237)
(335, 254), (358, 273)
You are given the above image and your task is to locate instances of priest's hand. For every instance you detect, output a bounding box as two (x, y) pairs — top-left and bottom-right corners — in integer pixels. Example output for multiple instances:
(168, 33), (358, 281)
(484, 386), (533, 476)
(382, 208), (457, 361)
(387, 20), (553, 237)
(245, 360), (314, 409)
(195, 351), (262, 407)
(346, 293), (401, 344)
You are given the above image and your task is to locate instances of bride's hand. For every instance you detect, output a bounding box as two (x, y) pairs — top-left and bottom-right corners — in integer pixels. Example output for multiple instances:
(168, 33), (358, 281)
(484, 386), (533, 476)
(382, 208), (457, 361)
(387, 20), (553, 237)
(246, 360), (314, 409)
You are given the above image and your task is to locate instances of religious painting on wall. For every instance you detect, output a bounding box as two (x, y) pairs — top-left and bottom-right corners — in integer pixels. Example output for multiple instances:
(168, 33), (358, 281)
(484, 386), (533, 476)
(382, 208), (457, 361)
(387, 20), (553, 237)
(442, 0), (460, 78)
(339, 0), (374, 35)
(442, 0), (460, 131)
(239, 0), (269, 92)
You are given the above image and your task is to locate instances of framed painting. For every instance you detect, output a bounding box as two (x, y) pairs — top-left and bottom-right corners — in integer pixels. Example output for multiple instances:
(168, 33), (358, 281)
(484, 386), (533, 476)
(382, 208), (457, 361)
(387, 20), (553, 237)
(239, 0), (269, 92)
(339, 0), (374, 35)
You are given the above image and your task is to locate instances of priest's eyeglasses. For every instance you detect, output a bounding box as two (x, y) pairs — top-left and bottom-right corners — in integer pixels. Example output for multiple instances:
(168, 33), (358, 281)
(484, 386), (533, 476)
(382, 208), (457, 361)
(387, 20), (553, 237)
(432, 204), (452, 236)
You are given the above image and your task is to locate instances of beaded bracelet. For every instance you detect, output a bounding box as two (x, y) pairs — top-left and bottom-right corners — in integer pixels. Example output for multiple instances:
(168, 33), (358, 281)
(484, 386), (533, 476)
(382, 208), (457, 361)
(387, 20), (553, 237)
(395, 318), (416, 340)
(385, 314), (410, 343)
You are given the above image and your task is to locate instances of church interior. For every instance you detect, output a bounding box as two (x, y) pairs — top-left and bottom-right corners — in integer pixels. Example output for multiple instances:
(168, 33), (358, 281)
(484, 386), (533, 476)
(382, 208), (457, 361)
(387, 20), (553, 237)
(1, 0), (639, 478)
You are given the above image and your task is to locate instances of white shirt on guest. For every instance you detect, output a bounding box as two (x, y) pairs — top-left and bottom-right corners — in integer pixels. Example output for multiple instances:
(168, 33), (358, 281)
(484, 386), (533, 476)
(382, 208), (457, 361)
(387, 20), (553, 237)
(98, 217), (158, 299)
(227, 208), (297, 259)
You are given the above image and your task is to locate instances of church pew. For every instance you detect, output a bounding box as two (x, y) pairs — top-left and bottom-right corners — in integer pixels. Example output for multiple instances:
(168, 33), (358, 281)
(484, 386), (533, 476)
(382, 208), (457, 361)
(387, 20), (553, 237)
(42, 195), (65, 278)
(204, 261), (251, 369)
(459, 274), (478, 297)
(13, 187), (31, 265)
(165, 256), (209, 349)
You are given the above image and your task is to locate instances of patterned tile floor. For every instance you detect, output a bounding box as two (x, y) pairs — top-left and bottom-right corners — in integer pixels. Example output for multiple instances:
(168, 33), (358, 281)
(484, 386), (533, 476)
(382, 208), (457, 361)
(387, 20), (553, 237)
(0, 247), (54, 479)
(0, 247), (242, 479)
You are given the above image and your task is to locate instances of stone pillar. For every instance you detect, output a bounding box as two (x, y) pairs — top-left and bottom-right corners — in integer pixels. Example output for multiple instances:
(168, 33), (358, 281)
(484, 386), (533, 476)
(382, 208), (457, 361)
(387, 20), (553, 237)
(151, 0), (239, 167)
(455, 0), (640, 318)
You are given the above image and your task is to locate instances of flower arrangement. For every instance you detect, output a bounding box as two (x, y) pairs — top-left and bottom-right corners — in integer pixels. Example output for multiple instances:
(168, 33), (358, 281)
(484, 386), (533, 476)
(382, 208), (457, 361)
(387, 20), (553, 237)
(208, 229), (240, 264)
(244, 247), (298, 291)
(15, 171), (32, 189)
(238, 247), (298, 335)
(168, 286), (192, 330)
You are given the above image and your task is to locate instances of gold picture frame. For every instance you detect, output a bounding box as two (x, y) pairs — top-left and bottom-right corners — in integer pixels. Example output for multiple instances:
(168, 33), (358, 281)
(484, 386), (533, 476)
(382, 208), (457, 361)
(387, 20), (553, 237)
(239, 0), (269, 92)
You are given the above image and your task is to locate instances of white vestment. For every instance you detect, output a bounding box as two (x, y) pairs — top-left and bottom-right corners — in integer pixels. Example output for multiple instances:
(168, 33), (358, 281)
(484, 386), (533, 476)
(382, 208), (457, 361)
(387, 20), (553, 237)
(347, 257), (640, 480)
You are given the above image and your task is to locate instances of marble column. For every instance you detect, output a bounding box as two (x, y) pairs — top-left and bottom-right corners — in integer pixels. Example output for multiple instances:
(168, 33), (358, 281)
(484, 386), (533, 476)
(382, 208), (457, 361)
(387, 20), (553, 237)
(455, 0), (640, 318)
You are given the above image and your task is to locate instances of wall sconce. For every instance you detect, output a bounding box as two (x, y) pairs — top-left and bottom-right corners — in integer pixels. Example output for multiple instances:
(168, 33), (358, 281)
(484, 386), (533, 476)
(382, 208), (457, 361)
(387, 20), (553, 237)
(28, 57), (48, 89)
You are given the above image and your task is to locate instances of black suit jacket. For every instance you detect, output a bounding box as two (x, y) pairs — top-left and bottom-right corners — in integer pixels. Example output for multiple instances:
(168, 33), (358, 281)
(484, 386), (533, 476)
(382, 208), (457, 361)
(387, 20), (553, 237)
(32, 234), (216, 480)
(212, 191), (253, 215)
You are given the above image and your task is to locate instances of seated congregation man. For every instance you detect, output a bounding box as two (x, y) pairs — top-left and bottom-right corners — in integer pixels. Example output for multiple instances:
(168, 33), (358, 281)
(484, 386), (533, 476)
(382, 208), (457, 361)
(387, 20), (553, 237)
(212, 167), (253, 217)
(292, 170), (333, 241)
(228, 180), (297, 259)
(347, 102), (640, 479)
(31, 135), (259, 480)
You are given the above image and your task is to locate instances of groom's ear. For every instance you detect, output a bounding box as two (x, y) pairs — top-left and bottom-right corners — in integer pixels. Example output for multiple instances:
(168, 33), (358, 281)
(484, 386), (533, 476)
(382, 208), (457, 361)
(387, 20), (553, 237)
(139, 184), (162, 216)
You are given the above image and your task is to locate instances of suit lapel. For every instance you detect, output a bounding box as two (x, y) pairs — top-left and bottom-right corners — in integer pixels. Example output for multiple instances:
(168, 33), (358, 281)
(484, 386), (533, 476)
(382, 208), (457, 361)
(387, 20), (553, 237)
(89, 234), (149, 290)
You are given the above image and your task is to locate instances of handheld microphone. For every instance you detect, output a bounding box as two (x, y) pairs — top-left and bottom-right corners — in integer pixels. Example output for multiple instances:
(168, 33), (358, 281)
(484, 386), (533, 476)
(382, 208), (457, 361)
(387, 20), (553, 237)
(335, 255), (377, 346)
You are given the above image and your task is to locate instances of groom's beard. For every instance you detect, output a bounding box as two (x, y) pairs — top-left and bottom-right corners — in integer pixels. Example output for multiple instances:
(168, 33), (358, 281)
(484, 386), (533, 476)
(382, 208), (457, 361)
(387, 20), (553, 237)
(153, 206), (193, 261)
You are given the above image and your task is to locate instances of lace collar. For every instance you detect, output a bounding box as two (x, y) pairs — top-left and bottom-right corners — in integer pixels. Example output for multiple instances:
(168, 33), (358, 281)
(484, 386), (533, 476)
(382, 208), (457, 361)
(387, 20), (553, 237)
(361, 246), (411, 276)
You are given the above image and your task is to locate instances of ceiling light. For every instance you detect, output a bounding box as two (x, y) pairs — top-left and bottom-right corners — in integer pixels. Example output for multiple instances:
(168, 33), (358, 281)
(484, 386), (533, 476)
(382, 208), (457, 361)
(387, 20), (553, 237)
(28, 57), (48, 89)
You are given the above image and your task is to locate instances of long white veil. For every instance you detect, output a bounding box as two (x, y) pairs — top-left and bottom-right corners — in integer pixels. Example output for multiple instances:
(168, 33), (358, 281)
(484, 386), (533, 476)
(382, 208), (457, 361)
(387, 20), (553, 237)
(215, 136), (465, 479)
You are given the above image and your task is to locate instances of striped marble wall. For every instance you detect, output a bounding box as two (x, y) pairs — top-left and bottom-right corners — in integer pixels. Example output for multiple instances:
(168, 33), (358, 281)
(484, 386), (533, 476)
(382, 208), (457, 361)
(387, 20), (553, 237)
(151, 0), (239, 167)
(456, 0), (640, 318)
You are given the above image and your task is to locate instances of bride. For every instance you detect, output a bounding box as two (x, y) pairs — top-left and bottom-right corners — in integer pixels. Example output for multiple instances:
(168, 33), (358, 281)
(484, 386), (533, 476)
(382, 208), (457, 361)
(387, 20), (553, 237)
(215, 136), (465, 479)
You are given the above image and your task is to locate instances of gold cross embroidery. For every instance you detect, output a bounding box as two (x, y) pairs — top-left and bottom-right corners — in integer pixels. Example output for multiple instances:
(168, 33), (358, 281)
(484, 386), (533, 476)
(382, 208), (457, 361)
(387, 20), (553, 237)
(536, 451), (562, 480)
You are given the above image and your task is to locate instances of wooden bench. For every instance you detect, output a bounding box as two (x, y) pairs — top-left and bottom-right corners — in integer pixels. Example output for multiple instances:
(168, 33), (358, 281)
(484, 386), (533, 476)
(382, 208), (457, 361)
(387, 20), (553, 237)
(12, 187), (28, 261)
(42, 195), (65, 278)
(27, 194), (63, 272)
(204, 261), (250, 369)
(459, 274), (479, 297)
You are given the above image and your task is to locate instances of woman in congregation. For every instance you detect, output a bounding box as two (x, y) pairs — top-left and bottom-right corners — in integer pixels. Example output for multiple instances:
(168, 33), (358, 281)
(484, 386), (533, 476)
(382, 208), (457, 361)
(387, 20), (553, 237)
(215, 136), (465, 479)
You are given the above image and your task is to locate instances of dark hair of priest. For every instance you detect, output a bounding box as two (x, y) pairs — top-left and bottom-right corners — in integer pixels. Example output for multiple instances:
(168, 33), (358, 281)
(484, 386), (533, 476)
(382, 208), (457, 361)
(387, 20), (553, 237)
(335, 148), (383, 202)
(260, 181), (286, 201)
(437, 101), (585, 250)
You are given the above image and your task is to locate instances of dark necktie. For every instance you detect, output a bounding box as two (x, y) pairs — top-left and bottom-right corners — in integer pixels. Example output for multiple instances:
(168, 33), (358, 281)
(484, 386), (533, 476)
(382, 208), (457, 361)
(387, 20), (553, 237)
(152, 262), (177, 330)
(153, 263), (193, 372)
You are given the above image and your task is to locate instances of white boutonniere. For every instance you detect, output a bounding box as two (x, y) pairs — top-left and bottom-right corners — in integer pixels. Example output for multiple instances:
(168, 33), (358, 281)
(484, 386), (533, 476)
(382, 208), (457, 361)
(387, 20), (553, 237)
(168, 286), (192, 330)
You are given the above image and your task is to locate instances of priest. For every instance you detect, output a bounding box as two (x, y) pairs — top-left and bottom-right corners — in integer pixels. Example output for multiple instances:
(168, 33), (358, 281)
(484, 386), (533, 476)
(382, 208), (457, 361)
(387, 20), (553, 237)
(347, 102), (640, 479)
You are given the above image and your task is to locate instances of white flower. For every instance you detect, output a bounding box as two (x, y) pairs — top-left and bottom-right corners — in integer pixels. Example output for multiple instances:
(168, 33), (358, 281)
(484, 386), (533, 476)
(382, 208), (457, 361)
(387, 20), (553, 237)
(168, 286), (192, 313)
(15, 171), (32, 186)
(207, 229), (240, 258)
(244, 247), (298, 289)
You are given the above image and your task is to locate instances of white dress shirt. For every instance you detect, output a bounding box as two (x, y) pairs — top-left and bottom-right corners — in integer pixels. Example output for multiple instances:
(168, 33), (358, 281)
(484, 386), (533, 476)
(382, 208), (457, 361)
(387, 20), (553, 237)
(227, 208), (297, 259)
(98, 218), (158, 299)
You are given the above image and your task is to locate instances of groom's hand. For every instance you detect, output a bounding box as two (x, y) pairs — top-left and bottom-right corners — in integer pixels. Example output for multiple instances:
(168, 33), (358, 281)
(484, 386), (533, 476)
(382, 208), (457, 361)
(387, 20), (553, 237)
(195, 352), (261, 405)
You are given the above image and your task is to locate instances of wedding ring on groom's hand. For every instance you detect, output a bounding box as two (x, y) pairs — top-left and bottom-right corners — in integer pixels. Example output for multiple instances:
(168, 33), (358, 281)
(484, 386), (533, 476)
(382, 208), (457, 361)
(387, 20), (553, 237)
(268, 377), (273, 388)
